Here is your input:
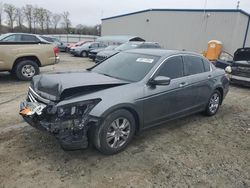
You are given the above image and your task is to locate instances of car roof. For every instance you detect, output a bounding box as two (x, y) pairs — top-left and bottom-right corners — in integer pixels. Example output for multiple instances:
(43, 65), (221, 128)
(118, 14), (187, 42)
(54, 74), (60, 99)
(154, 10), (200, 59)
(125, 41), (159, 45)
(4, 33), (40, 37)
(125, 48), (202, 58)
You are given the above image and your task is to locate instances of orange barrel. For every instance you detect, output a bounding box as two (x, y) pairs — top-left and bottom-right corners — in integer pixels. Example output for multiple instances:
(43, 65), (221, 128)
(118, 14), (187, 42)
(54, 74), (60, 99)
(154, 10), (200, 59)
(206, 40), (222, 61)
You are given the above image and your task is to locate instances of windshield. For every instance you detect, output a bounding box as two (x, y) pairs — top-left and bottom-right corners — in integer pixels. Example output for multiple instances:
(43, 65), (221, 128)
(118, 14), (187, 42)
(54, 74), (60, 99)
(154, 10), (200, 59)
(105, 45), (117, 50)
(91, 52), (160, 82)
(80, 43), (90, 48)
(115, 43), (140, 51)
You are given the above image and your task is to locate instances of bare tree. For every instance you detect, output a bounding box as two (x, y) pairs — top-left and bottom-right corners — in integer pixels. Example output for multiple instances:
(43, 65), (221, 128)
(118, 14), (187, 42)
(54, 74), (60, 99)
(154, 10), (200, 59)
(51, 13), (61, 33)
(15, 8), (23, 29)
(35, 7), (46, 33)
(4, 3), (16, 31)
(0, 2), (3, 33)
(23, 4), (33, 32)
(32, 6), (39, 33)
(44, 9), (51, 33)
(62, 11), (71, 34)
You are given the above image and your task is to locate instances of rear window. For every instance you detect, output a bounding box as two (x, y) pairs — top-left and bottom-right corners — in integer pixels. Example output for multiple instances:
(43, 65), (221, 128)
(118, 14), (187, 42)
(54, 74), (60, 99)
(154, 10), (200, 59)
(183, 56), (205, 75)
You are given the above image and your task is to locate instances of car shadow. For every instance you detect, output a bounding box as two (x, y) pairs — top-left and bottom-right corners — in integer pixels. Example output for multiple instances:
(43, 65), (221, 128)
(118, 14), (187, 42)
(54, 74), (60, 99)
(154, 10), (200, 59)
(21, 112), (204, 159)
(0, 72), (16, 81)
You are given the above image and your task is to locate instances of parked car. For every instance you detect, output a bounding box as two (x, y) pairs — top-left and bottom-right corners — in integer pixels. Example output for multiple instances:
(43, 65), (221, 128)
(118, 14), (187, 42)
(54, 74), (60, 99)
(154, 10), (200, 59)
(40, 35), (68, 52)
(20, 49), (229, 154)
(66, 41), (92, 52)
(88, 45), (118, 61)
(70, 42), (107, 57)
(95, 41), (161, 63)
(0, 33), (59, 80)
(214, 51), (234, 69)
(225, 48), (250, 87)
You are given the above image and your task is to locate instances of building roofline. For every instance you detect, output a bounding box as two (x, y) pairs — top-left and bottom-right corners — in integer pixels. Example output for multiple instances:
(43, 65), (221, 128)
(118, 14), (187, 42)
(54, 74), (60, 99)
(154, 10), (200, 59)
(102, 8), (250, 21)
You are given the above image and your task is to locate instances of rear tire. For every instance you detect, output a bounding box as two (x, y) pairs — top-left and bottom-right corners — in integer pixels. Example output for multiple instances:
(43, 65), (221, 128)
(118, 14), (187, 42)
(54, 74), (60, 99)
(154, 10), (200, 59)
(93, 109), (135, 155)
(14, 60), (39, 81)
(204, 90), (221, 116)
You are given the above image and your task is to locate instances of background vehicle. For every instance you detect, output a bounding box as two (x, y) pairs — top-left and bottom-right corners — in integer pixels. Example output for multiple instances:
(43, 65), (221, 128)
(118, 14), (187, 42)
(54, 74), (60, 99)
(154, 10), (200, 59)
(0, 33), (59, 81)
(226, 48), (250, 87)
(70, 42), (107, 57)
(40, 35), (68, 52)
(20, 49), (229, 154)
(95, 41), (161, 63)
(66, 40), (92, 52)
(88, 45), (118, 61)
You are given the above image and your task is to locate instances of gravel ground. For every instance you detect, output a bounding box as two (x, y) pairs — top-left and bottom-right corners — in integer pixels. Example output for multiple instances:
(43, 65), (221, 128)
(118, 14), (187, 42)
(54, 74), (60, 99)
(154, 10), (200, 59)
(0, 53), (249, 188)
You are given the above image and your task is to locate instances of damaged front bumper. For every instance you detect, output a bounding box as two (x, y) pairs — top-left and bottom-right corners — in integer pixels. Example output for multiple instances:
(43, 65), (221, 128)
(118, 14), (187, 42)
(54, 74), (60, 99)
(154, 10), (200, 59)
(19, 89), (101, 150)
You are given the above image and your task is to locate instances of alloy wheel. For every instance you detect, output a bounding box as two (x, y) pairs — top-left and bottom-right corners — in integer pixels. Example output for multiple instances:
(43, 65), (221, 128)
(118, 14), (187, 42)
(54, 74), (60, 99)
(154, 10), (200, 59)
(106, 117), (131, 149)
(209, 93), (220, 114)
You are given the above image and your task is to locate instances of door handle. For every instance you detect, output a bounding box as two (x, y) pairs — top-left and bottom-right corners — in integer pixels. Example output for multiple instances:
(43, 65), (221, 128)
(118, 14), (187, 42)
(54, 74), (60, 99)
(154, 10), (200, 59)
(208, 75), (212, 79)
(179, 82), (188, 88)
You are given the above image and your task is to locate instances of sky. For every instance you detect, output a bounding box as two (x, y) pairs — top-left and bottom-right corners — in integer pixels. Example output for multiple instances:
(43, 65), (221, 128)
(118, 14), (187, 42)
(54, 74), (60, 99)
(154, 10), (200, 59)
(3, 0), (250, 26)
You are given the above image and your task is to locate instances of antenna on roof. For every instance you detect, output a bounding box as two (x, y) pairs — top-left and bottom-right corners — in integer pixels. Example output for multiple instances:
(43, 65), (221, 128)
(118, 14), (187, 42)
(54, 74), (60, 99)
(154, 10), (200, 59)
(237, 1), (240, 9)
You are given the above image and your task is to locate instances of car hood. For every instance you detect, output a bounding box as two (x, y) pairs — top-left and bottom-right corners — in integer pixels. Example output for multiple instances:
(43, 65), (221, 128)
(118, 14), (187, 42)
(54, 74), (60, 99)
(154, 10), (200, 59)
(234, 48), (250, 61)
(31, 71), (129, 101)
(90, 48), (105, 53)
(97, 50), (119, 57)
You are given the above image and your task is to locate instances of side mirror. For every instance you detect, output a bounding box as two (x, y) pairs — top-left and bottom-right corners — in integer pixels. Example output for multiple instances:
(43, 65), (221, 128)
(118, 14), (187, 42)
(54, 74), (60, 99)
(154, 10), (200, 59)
(148, 76), (171, 86)
(225, 66), (232, 74)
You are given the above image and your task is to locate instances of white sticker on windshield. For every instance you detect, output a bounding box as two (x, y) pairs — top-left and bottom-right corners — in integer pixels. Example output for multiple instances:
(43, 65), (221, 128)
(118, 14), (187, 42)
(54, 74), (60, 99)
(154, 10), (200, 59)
(136, 58), (154, 63)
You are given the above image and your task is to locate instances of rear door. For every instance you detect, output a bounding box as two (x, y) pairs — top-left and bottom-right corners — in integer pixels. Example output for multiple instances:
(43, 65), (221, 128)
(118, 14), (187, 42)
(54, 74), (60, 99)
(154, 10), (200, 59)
(182, 55), (213, 107)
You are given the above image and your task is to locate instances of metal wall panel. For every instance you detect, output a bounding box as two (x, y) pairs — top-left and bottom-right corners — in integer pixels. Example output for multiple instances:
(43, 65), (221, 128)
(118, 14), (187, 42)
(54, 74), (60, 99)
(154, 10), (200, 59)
(102, 10), (249, 54)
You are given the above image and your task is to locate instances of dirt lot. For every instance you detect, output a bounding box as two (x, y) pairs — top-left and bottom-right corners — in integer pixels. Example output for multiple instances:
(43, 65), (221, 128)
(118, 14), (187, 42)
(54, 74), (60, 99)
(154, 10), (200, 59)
(0, 53), (250, 188)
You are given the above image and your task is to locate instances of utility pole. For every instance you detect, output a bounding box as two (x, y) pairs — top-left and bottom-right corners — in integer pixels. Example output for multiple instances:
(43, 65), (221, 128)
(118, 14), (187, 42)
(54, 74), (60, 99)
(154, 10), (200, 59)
(237, 1), (240, 9)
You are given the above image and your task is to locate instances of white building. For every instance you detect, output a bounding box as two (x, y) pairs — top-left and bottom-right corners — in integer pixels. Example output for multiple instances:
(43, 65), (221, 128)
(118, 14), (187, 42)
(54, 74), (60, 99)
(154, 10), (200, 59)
(101, 9), (250, 54)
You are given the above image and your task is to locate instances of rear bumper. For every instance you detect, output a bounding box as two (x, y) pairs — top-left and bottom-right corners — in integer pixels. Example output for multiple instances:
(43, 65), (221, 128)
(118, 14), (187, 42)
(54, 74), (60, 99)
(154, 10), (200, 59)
(231, 75), (250, 87)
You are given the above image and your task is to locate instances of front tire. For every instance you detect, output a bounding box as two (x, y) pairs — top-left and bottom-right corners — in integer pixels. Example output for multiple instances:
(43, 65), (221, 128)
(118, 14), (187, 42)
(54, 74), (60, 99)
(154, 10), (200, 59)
(14, 60), (40, 81)
(80, 51), (88, 57)
(205, 90), (221, 116)
(93, 109), (135, 155)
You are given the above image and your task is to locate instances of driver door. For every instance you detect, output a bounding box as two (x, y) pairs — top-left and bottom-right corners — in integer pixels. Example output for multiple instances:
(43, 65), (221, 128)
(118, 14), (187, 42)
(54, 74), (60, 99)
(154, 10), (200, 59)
(143, 55), (197, 128)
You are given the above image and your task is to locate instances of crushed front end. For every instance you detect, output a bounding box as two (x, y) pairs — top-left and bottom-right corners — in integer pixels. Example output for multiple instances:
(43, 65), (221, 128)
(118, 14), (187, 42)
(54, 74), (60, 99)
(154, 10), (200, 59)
(20, 87), (100, 150)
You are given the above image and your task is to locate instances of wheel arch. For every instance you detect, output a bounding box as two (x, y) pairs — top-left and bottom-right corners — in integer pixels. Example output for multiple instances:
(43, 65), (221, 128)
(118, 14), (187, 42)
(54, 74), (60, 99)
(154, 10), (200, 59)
(12, 56), (41, 71)
(89, 104), (143, 135)
(215, 87), (224, 104)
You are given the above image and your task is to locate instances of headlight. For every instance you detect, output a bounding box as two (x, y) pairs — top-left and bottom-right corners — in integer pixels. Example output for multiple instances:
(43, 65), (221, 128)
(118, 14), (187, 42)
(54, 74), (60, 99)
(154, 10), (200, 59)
(225, 66), (232, 74)
(57, 99), (101, 120)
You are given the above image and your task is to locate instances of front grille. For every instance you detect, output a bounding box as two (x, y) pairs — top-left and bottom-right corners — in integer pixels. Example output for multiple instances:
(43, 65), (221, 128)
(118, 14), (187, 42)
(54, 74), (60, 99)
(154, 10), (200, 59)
(233, 67), (250, 78)
(27, 87), (50, 104)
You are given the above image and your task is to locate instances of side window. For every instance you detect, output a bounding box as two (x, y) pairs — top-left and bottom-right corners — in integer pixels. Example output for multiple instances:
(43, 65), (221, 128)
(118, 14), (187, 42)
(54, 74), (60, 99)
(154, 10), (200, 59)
(2, 34), (21, 42)
(157, 56), (184, 79)
(90, 43), (98, 48)
(183, 56), (205, 75)
(21, 35), (39, 42)
(202, 59), (211, 72)
(100, 43), (107, 48)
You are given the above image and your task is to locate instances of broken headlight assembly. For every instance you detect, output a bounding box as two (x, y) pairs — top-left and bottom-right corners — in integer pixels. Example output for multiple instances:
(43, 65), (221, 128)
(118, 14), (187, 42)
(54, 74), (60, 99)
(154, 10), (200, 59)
(56, 99), (101, 122)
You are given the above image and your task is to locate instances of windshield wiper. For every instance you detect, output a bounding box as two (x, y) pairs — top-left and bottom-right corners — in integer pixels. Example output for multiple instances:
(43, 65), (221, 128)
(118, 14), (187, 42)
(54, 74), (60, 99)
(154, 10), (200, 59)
(99, 73), (132, 82)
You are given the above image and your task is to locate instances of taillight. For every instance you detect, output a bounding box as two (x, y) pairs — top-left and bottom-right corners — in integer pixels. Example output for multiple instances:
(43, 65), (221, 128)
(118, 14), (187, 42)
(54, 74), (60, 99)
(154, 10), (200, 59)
(53, 47), (59, 57)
